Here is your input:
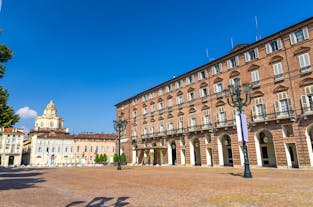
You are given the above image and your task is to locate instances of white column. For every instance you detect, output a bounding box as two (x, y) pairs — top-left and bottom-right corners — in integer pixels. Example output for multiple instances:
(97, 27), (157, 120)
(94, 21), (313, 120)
(167, 143), (172, 165)
(132, 147), (136, 164)
(254, 135), (262, 166)
(206, 148), (212, 166)
(284, 143), (292, 167)
(306, 130), (313, 167)
(217, 138), (224, 166)
(180, 149), (185, 165)
(190, 140), (195, 165)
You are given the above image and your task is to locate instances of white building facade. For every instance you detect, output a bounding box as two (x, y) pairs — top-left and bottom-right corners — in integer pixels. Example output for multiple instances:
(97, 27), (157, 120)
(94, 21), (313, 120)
(25, 101), (73, 166)
(0, 128), (24, 167)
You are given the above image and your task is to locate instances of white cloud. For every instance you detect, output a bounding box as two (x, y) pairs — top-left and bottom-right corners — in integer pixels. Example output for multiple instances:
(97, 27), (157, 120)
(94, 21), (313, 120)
(16, 106), (38, 119)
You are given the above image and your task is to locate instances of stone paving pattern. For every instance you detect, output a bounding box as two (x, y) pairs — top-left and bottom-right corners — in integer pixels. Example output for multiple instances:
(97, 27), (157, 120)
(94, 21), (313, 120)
(0, 166), (313, 207)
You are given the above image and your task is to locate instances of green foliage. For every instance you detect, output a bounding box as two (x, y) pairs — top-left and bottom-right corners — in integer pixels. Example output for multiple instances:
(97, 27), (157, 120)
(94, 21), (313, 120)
(0, 42), (19, 127)
(121, 152), (126, 163)
(102, 153), (107, 162)
(0, 44), (13, 63)
(0, 86), (19, 127)
(94, 154), (100, 163)
(113, 153), (118, 162)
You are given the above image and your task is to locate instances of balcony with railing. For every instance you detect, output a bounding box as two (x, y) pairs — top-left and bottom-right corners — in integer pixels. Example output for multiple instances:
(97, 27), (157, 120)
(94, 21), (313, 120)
(302, 105), (313, 115)
(201, 96), (208, 102)
(252, 113), (267, 122)
(167, 106), (173, 112)
(158, 109), (164, 115)
(300, 65), (312, 75)
(215, 92), (223, 99)
(188, 100), (195, 106)
(214, 120), (235, 128)
(177, 103), (184, 110)
(275, 109), (294, 119)
(274, 74), (284, 82)
(251, 81), (260, 89)
(201, 123), (213, 130)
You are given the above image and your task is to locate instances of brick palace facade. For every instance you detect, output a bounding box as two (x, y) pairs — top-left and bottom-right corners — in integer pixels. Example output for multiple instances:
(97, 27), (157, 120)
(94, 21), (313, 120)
(115, 17), (313, 168)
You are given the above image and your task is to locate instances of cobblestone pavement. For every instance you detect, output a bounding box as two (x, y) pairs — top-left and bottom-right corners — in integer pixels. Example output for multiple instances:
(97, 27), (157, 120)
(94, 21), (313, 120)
(1, 166), (313, 207)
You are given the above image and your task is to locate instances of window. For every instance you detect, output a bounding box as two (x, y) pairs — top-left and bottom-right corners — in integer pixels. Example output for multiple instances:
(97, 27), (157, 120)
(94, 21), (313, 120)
(200, 88), (209, 101)
(77, 146), (80, 153)
(158, 102), (164, 111)
(273, 62), (284, 81)
(159, 122), (165, 133)
(149, 92), (154, 99)
(301, 86), (313, 113)
(229, 77), (241, 87)
(142, 107), (148, 116)
(251, 70), (260, 88)
(150, 126), (154, 134)
(132, 111), (137, 122)
(244, 48), (259, 62)
(290, 27), (309, 45)
(187, 91), (195, 101)
(212, 63), (222, 75)
(150, 104), (155, 113)
(214, 83), (224, 98)
(217, 106), (226, 126)
(176, 95), (184, 105)
(132, 99), (138, 105)
(85, 146), (88, 152)
(175, 80), (183, 89)
(274, 92), (292, 117)
(178, 116), (184, 132)
(282, 124), (294, 137)
(142, 127), (147, 136)
(168, 99), (173, 107)
(165, 85), (172, 93)
(186, 75), (195, 85)
(198, 70), (207, 80)
(142, 95), (146, 102)
(252, 97), (266, 121)
(226, 56), (239, 69)
(298, 53), (311, 74)
(265, 38), (282, 54)
(158, 88), (163, 96)
(189, 117), (197, 131)
(168, 122), (174, 133)
(202, 110), (211, 128)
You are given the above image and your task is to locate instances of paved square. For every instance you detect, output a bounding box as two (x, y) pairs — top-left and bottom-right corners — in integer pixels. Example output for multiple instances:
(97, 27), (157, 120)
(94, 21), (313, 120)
(0, 166), (313, 207)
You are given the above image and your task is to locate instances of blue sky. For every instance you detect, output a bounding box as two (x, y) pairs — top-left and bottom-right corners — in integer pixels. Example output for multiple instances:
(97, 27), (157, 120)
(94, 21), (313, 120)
(0, 0), (312, 134)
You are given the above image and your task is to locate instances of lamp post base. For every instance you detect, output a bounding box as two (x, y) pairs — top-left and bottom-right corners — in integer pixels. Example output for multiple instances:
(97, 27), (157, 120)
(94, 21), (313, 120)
(117, 163), (121, 170)
(243, 163), (252, 178)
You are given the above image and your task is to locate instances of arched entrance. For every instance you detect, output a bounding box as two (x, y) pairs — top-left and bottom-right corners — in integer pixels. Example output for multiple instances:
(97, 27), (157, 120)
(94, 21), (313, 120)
(193, 138), (201, 166)
(171, 142), (176, 165)
(306, 124), (313, 166)
(219, 134), (233, 166)
(256, 130), (277, 167)
(8, 156), (14, 165)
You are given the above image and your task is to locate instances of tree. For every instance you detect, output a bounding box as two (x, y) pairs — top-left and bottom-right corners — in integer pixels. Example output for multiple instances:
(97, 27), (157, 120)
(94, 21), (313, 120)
(103, 154), (107, 162)
(0, 44), (19, 127)
(94, 154), (100, 163)
(113, 153), (118, 162)
(121, 152), (126, 163)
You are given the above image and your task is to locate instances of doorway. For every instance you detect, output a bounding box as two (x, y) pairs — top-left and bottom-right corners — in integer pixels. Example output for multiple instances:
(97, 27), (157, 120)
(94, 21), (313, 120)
(194, 138), (201, 166)
(8, 156), (14, 165)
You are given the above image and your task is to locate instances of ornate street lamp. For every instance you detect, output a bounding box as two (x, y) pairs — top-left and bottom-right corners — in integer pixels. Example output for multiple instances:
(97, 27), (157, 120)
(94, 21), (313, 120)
(113, 119), (128, 170)
(225, 83), (252, 178)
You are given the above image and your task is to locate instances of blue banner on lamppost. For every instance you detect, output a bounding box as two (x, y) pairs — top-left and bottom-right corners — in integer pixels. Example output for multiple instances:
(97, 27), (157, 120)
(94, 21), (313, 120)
(235, 114), (249, 142)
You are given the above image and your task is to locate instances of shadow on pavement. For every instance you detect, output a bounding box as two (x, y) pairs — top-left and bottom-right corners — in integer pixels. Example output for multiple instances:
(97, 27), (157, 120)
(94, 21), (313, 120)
(66, 196), (130, 207)
(0, 167), (46, 190)
(221, 172), (244, 177)
(0, 178), (45, 190)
